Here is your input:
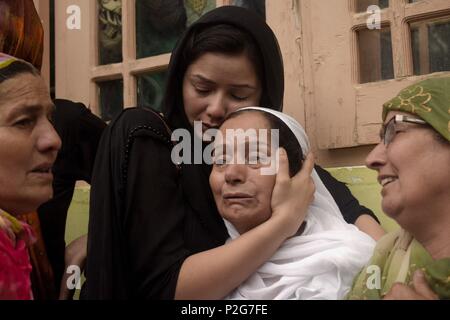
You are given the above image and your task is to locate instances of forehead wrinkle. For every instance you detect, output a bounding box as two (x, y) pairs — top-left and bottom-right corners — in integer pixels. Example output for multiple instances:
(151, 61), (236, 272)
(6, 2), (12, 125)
(0, 76), (49, 105)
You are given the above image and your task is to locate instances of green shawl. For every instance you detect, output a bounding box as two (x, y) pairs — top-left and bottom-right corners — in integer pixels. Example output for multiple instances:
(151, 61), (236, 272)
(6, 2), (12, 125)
(347, 229), (450, 300)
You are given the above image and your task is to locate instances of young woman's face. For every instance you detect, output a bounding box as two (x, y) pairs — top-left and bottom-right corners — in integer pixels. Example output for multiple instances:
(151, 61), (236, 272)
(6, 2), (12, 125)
(182, 52), (262, 137)
(365, 111), (450, 229)
(209, 112), (276, 234)
(0, 73), (61, 215)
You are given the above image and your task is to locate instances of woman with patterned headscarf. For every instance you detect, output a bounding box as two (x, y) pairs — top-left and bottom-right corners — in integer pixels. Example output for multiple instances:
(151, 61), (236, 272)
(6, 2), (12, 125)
(0, 53), (61, 299)
(348, 76), (450, 300)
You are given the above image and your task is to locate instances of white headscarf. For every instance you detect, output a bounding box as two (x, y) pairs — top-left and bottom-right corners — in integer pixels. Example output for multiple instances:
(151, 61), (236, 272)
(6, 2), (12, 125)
(224, 107), (376, 300)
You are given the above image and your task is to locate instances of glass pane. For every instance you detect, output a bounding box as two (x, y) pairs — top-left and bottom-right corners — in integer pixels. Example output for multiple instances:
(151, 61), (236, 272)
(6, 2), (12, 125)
(358, 27), (394, 83)
(137, 71), (168, 112)
(411, 17), (450, 76)
(98, 79), (124, 122)
(98, 0), (123, 65)
(231, 0), (266, 19)
(355, 0), (388, 13)
(136, 0), (216, 59)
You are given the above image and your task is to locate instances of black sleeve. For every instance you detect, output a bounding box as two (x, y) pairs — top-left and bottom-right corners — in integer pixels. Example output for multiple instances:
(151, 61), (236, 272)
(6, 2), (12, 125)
(124, 135), (190, 299)
(315, 165), (379, 224)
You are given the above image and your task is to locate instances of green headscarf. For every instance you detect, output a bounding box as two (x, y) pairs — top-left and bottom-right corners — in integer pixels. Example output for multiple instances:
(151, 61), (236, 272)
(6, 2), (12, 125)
(383, 76), (450, 142)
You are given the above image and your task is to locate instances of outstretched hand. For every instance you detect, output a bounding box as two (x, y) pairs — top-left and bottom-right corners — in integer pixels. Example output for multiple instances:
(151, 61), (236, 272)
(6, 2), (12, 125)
(270, 149), (315, 238)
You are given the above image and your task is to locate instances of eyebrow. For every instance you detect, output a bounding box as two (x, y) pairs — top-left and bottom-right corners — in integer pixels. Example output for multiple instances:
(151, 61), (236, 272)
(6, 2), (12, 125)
(191, 74), (257, 90)
(6, 103), (54, 121)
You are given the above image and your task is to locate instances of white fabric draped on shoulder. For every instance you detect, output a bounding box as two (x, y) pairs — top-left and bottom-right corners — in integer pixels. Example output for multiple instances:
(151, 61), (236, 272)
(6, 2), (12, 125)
(224, 107), (376, 300)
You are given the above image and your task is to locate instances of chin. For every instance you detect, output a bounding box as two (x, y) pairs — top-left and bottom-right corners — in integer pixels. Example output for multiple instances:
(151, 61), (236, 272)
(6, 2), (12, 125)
(381, 200), (402, 220)
(34, 189), (53, 207)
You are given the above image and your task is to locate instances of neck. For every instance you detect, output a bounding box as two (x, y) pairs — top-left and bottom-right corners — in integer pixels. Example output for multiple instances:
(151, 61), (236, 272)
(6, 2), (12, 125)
(405, 206), (450, 260)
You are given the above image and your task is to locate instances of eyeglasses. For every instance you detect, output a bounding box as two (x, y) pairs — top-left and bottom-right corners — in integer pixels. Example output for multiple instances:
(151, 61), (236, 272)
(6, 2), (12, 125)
(380, 115), (428, 145)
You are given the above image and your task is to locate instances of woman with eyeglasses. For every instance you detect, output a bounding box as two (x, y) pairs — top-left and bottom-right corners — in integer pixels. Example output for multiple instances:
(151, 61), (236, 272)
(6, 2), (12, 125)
(347, 76), (450, 300)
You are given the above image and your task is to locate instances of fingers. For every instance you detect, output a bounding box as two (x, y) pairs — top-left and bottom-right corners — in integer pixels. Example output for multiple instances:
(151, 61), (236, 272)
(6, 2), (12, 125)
(383, 283), (417, 300)
(383, 274), (438, 300)
(412, 270), (438, 300)
(275, 148), (289, 182)
(301, 152), (315, 177)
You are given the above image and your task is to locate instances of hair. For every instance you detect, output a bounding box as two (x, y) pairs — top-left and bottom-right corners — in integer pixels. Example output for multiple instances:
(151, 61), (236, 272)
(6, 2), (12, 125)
(225, 110), (303, 177)
(179, 23), (265, 96)
(0, 60), (40, 85)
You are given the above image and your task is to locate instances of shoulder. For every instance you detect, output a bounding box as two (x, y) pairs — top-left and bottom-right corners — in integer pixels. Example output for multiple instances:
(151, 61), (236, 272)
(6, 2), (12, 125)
(107, 108), (173, 147)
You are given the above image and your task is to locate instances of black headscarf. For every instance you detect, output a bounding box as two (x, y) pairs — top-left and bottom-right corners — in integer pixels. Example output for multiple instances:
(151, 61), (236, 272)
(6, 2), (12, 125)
(161, 5), (286, 243)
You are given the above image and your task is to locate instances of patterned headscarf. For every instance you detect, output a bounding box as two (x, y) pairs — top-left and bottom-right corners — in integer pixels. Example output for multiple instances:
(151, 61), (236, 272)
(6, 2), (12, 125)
(383, 76), (450, 142)
(0, 0), (44, 70)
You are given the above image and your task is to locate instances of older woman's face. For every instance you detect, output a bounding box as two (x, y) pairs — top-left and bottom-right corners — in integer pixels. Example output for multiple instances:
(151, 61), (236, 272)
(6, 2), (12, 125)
(0, 73), (61, 215)
(183, 52), (262, 138)
(209, 112), (276, 234)
(365, 111), (450, 227)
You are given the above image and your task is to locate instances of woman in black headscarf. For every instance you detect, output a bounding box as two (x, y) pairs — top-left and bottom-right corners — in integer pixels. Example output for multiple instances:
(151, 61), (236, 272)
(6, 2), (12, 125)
(86, 6), (381, 300)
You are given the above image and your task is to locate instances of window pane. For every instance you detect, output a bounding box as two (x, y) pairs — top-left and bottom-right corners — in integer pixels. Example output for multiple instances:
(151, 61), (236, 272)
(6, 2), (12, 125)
(355, 0), (388, 13)
(230, 0), (266, 19)
(411, 17), (450, 76)
(136, 0), (216, 59)
(98, 79), (124, 122)
(137, 71), (168, 112)
(98, 0), (123, 65)
(357, 27), (394, 83)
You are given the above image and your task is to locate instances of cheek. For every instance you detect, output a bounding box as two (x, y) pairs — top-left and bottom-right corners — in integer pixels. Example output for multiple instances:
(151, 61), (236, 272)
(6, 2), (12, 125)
(0, 135), (29, 171)
(256, 174), (276, 206)
(209, 171), (223, 198)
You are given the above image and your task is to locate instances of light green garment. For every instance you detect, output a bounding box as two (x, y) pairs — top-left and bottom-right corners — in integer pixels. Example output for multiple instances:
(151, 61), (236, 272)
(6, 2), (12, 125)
(347, 228), (450, 300)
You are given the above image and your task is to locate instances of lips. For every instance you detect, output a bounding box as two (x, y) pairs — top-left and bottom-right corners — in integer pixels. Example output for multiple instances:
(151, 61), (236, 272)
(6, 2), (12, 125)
(378, 175), (397, 187)
(30, 163), (53, 177)
(223, 192), (253, 200)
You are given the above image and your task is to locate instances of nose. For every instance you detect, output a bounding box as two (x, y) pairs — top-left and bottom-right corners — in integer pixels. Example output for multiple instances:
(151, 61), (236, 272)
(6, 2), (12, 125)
(224, 163), (247, 185)
(365, 142), (387, 171)
(207, 92), (227, 124)
(36, 118), (62, 155)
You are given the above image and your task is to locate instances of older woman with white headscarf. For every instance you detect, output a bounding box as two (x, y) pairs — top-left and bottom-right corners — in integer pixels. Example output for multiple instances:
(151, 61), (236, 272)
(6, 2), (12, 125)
(209, 107), (376, 300)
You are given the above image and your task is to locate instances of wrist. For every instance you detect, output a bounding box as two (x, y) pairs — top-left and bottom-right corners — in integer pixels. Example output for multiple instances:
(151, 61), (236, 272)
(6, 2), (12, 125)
(265, 211), (298, 240)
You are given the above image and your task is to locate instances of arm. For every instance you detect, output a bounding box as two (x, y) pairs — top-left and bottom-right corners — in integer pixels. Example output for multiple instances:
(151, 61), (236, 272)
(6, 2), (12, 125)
(315, 165), (385, 240)
(354, 215), (385, 241)
(59, 234), (87, 300)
